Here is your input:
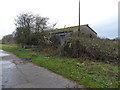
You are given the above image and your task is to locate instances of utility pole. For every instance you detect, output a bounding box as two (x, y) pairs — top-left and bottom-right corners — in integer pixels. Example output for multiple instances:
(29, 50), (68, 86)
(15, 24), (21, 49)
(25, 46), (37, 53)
(77, 0), (80, 58)
(78, 0), (80, 36)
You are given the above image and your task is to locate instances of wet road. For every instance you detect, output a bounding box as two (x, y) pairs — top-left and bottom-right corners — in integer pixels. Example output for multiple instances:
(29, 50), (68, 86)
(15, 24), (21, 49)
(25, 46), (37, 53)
(0, 49), (84, 88)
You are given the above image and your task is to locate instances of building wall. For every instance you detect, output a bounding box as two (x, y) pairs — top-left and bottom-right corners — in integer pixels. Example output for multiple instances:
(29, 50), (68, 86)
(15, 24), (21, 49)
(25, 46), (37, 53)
(80, 26), (97, 38)
(51, 25), (97, 44)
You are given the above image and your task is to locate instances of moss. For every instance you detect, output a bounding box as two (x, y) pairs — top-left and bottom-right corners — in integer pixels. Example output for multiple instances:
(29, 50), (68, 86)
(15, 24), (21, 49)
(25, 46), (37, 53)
(52, 25), (85, 33)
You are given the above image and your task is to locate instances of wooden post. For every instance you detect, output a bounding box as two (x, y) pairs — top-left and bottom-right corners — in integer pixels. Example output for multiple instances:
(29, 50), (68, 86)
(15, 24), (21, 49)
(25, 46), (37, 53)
(78, 0), (80, 37)
(77, 0), (80, 58)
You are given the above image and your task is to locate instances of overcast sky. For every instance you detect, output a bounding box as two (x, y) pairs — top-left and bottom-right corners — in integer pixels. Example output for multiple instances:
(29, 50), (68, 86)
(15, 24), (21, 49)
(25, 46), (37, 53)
(0, 0), (119, 39)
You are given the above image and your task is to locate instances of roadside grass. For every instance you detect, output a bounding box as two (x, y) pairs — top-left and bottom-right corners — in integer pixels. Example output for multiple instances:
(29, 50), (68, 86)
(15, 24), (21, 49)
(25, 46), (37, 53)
(1, 44), (119, 88)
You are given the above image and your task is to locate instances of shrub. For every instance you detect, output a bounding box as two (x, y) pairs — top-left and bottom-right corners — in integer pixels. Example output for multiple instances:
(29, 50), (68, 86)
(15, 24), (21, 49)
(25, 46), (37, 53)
(59, 32), (118, 64)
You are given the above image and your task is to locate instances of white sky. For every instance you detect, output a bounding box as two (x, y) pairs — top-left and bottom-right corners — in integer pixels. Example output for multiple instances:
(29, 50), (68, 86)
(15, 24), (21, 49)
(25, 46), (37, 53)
(0, 0), (119, 39)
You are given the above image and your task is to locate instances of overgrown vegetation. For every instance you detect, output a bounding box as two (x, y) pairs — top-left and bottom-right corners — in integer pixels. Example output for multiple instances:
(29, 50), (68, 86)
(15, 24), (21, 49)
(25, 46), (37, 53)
(1, 44), (119, 88)
(58, 32), (118, 64)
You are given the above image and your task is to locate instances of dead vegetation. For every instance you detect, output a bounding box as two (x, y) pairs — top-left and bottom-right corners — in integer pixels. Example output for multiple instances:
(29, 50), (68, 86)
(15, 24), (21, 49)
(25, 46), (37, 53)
(55, 32), (118, 64)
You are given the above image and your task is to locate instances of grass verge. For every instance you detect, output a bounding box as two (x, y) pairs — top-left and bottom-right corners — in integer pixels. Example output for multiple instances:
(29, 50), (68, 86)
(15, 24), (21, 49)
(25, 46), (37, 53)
(1, 44), (119, 88)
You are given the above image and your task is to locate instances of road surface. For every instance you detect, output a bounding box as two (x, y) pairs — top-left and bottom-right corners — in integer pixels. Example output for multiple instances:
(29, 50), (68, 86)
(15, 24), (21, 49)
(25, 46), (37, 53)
(0, 49), (85, 88)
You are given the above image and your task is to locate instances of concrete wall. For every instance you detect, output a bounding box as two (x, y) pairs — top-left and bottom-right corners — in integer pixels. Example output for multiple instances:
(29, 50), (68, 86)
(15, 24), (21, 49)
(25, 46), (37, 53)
(51, 25), (97, 44)
(80, 26), (97, 38)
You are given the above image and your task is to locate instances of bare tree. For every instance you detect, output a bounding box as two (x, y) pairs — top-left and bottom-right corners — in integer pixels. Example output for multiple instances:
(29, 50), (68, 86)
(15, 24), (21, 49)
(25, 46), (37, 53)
(34, 15), (49, 33)
(14, 12), (49, 47)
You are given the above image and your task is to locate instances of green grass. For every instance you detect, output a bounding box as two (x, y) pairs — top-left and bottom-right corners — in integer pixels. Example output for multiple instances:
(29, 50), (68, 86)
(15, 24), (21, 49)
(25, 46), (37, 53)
(1, 44), (119, 88)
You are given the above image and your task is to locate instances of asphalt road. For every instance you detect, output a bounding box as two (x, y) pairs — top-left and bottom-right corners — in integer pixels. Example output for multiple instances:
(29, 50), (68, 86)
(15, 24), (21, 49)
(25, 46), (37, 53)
(0, 49), (85, 88)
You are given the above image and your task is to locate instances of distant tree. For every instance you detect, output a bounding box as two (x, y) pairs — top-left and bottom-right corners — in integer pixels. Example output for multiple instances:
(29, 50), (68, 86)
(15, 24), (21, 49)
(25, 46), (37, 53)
(2, 34), (15, 44)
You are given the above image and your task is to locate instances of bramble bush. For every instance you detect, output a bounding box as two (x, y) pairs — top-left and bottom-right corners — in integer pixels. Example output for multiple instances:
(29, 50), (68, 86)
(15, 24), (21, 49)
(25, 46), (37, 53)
(59, 32), (118, 64)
